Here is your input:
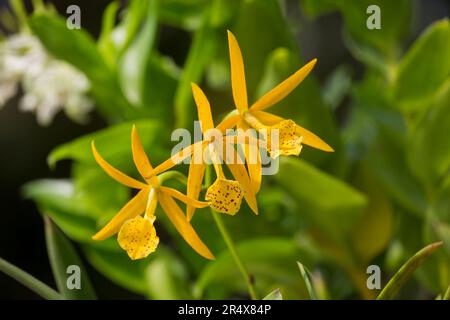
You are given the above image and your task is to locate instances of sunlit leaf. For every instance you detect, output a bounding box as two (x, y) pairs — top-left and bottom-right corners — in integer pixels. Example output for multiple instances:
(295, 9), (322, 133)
(393, 19), (450, 110)
(377, 241), (443, 300)
(276, 158), (367, 238)
(262, 288), (282, 300)
(47, 120), (165, 167)
(83, 246), (150, 294)
(144, 248), (192, 299)
(195, 237), (315, 300)
(297, 261), (317, 300)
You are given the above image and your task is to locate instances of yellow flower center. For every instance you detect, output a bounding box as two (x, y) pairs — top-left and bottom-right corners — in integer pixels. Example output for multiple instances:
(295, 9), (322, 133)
(118, 215), (159, 260)
(206, 178), (244, 215)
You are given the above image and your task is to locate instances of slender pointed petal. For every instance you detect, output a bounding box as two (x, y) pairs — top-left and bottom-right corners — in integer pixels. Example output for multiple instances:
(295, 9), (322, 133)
(91, 141), (147, 189)
(223, 142), (259, 215)
(217, 114), (240, 132)
(159, 186), (209, 208)
(158, 192), (215, 260)
(131, 126), (158, 185)
(186, 160), (207, 221)
(250, 59), (317, 111)
(92, 188), (149, 240)
(237, 120), (262, 193)
(227, 30), (248, 113)
(150, 140), (208, 177)
(252, 111), (334, 152)
(191, 83), (215, 133)
(295, 125), (334, 152)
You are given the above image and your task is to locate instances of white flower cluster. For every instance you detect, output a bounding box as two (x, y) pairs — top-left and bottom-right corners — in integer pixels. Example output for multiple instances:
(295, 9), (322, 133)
(0, 33), (93, 125)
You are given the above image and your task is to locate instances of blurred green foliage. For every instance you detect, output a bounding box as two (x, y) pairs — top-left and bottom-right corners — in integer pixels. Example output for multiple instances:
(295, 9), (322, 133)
(2, 0), (448, 299)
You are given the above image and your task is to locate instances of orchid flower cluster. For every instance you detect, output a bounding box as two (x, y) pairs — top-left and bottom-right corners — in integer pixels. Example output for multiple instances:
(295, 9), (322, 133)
(92, 31), (333, 260)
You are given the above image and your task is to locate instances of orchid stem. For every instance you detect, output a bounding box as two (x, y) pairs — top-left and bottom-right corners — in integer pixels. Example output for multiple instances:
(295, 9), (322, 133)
(205, 165), (258, 300)
(0, 257), (63, 300)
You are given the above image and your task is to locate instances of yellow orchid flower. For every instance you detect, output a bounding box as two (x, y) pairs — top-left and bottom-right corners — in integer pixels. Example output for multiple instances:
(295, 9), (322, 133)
(221, 30), (334, 192)
(185, 82), (259, 220)
(91, 125), (214, 261)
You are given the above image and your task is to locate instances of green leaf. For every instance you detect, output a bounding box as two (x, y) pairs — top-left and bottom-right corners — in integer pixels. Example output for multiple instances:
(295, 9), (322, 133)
(140, 54), (180, 121)
(115, 0), (149, 55)
(368, 125), (427, 217)
(195, 237), (315, 300)
(97, 1), (120, 65)
(302, 0), (411, 56)
(300, 0), (336, 17)
(342, 32), (388, 74)
(262, 288), (283, 300)
(159, 0), (207, 30)
(28, 13), (134, 119)
(322, 65), (352, 111)
(233, 0), (292, 96)
(349, 163), (393, 263)
(22, 179), (118, 251)
(174, 4), (218, 128)
(119, 0), (159, 106)
(377, 241), (443, 300)
(0, 257), (62, 300)
(144, 248), (192, 299)
(83, 246), (149, 294)
(444, 284), (450, 300)
(47, 120), (165, 167)
(72, 164), (129, 220)
(407, 89), (450, 185)
(45, 217), (97, 299)
(393, 19), (450, 110)
(276, 158), (367, 237)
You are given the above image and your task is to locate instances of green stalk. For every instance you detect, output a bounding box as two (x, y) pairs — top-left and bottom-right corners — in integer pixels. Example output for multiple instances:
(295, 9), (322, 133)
(0, 257), (63, 300)
(205, 165), (258, 300)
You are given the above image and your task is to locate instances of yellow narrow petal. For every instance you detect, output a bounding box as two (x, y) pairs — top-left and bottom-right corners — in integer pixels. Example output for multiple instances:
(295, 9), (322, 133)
(295, 125), (334, 152)
(205, 178), (244, 215)
(118, 215), (159, 260)
(237, 120), (262, 193)
(92, 188), (149, 241)
(131, 126), (158, 185)
(191, 83), (215, 133)
(159, 186), (209, 208)
(223, 143), (258, 215)
(158, 192), (215, 260)
(250, 58), (317, 111)
(150, 140), (208, 177)
(252, 111), (334, 152)
(186, 160), (207, 221)
(227, 30), (248, 113)
(91, 141), (147, 189)
(216, 114), (240, 133)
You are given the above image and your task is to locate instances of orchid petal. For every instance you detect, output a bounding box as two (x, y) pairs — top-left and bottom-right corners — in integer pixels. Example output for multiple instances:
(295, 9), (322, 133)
(250, 59), (317, 111)
(92, 141), (147, 189)
(92, 188), (149, 240)
(227, 30), (248, 113)
(158, 192), (214, 260)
